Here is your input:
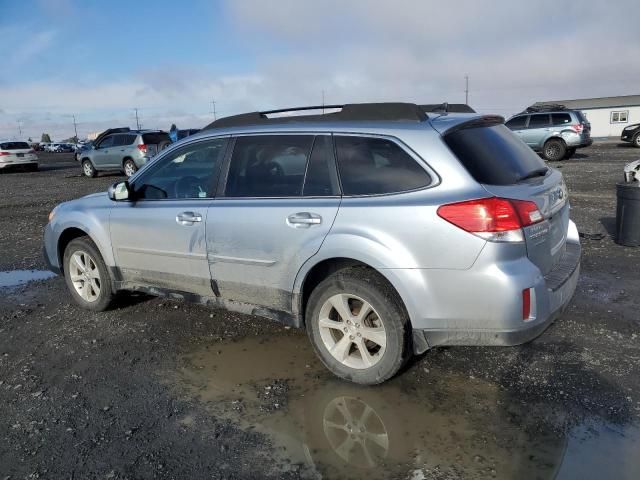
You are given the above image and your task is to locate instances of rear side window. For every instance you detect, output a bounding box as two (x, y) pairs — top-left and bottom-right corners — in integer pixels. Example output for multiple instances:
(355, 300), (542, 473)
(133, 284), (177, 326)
(444, 124), (547, 185)
(528, 114), (550, 128)
(551, 113), (572, 125)
(0, 142), (30, 150)
(335, 136), (431, 196)
(505, 116), (527, 129)
(225, 135), (314, 197)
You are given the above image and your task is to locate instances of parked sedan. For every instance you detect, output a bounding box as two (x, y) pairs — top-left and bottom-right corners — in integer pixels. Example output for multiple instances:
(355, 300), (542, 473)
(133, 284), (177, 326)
(0, 141), (38, 171)
(621, 124), (640, 147)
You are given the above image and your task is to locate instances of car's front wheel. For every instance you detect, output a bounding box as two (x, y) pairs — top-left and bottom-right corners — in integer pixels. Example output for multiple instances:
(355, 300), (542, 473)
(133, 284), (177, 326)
(543, 139), (567, 161)
(82, 159), (97, 178)
(633, 133), (640, 148)
(306, 268), (411, 385)
(63, 237), (114, 311)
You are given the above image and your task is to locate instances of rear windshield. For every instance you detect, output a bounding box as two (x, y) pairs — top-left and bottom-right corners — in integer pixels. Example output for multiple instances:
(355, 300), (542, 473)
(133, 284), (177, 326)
(444, 124), (547, 185)
(0, 142), (30, 150)
(142, 132), (170, 145)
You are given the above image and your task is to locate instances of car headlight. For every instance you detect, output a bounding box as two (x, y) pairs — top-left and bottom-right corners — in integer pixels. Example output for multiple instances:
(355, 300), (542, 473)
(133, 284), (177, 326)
(48, 206), (58, 222)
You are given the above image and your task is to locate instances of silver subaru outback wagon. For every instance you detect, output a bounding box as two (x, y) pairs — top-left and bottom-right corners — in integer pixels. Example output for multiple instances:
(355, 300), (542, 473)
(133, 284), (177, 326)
(43, 103), (580, 385)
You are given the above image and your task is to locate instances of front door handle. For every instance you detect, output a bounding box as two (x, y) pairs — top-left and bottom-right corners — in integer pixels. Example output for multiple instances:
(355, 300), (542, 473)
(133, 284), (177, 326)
(287, 212), (322, 228)
(176, 211), (202, 226)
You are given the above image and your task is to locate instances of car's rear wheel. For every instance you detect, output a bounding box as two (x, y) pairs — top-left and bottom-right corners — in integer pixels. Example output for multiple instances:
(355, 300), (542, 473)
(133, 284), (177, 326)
(82, 159), (97, 178)
(63, 237), (114, 311)
(306, 268), (411, 385)
(123, 158), (138, 177)
(543, 139), (567, 161)
(633, 133), (640, 148)
(564, 147), (577, 159)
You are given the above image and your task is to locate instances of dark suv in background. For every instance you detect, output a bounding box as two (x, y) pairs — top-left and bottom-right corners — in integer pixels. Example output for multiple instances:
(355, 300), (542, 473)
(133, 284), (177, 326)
(506, 105), (592, 161)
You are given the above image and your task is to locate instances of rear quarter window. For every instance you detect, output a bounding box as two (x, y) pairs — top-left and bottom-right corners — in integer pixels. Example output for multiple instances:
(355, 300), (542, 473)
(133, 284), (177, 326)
(335, 136), (431, 195)
(444, 124), (547, 185)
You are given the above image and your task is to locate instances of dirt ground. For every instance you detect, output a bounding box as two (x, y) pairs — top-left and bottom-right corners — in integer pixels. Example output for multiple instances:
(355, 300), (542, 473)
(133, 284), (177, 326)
(0, 146), (639, 479)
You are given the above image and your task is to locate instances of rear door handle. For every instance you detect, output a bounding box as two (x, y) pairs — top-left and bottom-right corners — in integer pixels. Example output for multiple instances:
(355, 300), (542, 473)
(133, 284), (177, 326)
(176, 211), (202, 226)
(287, 212), (322, 228)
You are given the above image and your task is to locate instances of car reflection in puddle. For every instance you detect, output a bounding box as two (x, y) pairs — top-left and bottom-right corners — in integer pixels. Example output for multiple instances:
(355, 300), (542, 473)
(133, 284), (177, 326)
(173, 334), (639, 479)
(0, 269), (56, 288)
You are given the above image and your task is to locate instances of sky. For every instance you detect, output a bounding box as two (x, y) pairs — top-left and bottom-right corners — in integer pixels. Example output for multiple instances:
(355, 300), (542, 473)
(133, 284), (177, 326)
(0, 0), (639, 141)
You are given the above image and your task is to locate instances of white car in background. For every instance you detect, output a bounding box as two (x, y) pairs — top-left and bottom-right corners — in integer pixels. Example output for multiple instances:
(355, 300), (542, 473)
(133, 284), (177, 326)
(0, 141), (39, 171)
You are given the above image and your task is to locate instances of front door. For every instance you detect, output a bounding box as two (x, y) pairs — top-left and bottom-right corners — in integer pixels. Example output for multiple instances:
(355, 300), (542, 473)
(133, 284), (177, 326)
(110, 137), (229, 296)
(207, 134), (341, 313)
(92, 134), (118, 168)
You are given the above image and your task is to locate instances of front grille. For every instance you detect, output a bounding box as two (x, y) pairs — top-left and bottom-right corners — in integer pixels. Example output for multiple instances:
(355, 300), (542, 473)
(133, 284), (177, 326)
(544, 242), (580, 291)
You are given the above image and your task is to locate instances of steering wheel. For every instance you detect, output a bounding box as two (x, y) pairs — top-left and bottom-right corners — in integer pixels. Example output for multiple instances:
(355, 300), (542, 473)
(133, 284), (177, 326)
(174, 176), (204, 198)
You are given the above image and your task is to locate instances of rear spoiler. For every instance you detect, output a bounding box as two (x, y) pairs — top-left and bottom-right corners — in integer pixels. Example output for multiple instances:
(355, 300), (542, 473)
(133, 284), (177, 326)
(441, 115), (505, 135)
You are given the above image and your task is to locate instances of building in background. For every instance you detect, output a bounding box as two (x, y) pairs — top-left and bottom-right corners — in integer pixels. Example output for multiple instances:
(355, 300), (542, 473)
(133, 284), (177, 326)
(533, 95), (640, 139)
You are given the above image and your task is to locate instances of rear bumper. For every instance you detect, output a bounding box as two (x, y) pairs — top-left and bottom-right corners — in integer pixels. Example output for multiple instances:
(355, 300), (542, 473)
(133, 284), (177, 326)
(0, 159), (38, 169)
(394, 221), (581, 354)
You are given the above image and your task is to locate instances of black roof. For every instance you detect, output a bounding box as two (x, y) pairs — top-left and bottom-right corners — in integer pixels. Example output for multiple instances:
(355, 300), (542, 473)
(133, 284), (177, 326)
(204, 103), (434, 130)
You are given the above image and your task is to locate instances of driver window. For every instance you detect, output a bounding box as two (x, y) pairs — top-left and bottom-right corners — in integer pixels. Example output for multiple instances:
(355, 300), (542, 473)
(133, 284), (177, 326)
(97, 136), (115, 149)
(133, 138), (227, 200)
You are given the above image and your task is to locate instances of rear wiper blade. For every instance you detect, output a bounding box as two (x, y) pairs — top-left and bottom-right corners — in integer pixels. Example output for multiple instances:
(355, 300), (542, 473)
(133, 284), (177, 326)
(518, 168), (548, 182)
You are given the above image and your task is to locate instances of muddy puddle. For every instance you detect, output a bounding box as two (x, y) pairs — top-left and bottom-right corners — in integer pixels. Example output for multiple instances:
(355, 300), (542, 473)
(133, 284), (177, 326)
(0, 269), (56, 288)
(173, 334), (640, 479)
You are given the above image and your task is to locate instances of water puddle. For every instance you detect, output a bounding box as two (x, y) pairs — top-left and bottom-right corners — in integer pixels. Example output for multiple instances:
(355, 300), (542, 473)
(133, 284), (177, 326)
(174, 334), (640, 479)
(0, 269), (56, 288)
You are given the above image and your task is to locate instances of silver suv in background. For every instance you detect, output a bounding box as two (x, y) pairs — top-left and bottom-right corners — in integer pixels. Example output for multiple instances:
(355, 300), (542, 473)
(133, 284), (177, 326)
(79, 128), (171, 178)
(506, 105), (592, 161)
(44, 103), (581, 384)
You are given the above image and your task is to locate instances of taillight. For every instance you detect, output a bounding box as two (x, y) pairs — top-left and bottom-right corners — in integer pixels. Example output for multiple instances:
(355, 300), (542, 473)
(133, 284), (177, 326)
(137, 144), (148, 154)
(437, 197), (543, 242)
(0, 151), (9, 156)
(571, 124), (584, 133)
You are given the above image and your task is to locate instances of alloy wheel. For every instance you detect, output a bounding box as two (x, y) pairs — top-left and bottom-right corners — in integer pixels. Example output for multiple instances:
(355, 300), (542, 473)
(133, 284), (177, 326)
(323, 395), (389, 467)
(318, 294), (387, 369)
(68, 250), (101, 302)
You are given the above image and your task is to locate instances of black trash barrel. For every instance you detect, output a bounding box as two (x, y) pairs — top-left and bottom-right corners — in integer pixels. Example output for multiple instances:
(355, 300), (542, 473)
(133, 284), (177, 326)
(616, 182), (640, 246)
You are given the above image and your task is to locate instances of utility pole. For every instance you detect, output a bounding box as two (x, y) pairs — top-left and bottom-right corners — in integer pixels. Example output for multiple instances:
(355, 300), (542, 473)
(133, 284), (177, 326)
(210, 100), (217, 120)
(17, 121), (23, 138)
(134, 108), (141, 130)
(464, 75), (469, 104)
(72, 115), (78, 141)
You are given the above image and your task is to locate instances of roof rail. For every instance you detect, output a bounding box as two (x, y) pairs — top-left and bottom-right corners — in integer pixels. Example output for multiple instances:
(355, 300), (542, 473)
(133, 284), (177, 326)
(203, 102), (429, 130)
(421, 103), (476, 113)
(524, 103), (568, 113)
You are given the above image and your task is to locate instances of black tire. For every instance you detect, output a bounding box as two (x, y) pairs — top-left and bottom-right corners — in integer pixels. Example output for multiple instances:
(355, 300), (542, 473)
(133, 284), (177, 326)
(305, 267), (411, 385)
(123, 158), (138, 177)
(542, 139), (566, 161)
(82, 159), (97, 178)
(63, 237), (114, 311)
(633, 133), (640, 148)
(564, 147), (577, 160)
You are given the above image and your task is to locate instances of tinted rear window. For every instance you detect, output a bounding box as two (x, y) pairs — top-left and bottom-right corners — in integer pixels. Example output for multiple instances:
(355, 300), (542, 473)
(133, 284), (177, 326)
(444, 124), (547, 185)
(1, 142), (30, 150)
(142, 132), (170, 145)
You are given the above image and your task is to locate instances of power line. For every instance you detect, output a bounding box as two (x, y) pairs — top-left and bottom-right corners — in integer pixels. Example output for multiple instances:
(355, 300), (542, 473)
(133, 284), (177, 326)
(210, 100), (217, 120)
(465, 75), (469, 104)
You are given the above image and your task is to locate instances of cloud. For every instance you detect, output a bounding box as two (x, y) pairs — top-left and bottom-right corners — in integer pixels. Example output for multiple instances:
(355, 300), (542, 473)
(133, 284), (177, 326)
(2, 0), (640, 139)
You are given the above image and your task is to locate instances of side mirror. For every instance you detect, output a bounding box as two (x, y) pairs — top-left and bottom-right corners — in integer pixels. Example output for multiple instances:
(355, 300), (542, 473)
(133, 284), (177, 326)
(108, 181), (132, 201)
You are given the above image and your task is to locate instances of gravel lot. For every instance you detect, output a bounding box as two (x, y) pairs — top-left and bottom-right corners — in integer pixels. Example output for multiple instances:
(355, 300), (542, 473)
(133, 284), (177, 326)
(1, 146), (639, 479)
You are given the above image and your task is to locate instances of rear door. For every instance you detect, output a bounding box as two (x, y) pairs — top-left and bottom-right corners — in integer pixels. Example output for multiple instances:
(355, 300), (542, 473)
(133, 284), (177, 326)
(444, 123), (569, 275)
(522, 114), (550, 148)
(206, 134), (341, 313)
